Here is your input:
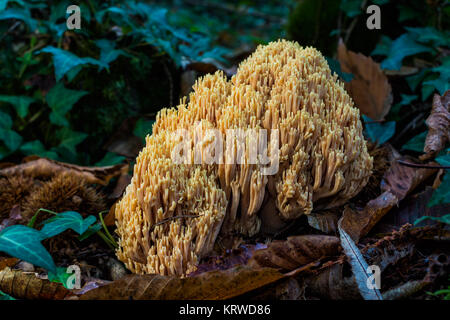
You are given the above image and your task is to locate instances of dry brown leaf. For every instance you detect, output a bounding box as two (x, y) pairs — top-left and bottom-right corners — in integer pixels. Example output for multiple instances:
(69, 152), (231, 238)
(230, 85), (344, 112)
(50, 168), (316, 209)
(248, 235), (341, 271)
(109, 172), (131, 200)
(307, 210), (340, 234)
(189, 244), (267, 276)
(0, 157), (127, 186)
(381, 157), (437, 201)
(80, 266), (285, 300)
(374, 186), (450, 232)
(337, 39), (392, 120)
(0, 267), (73, 300)
(420, 90), (450, 160)
(0, 258), (18, 271)
(305, 261), (360, 299)
(340, 191), (398, 242)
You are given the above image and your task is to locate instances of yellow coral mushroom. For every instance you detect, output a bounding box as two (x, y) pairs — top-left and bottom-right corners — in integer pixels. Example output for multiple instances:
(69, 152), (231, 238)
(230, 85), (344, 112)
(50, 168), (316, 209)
(115, 40), (373, 276)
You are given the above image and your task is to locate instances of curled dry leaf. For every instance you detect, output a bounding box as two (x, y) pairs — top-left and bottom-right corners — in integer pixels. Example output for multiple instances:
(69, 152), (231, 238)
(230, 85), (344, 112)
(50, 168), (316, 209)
(420, 90), (450, 160)
(305, 260), (361, 300)
(381, 157), (437, 201)
(337, 39), (392, 120)
(80, 266), (285, 300)
(382, 280), (428, 300)
(307, 210), (340, 234)
(248, 235), (341, 271)
(189, 244), (267, 276)
(0, 267), (73, 300)
(0, 157), (127, 186)
(340, 191), (398, 243)
(374, 186), (450, 232)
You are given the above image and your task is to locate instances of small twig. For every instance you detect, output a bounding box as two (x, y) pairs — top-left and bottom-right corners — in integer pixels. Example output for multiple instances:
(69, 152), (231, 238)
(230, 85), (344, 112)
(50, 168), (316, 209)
(396, 159), (450, 170)
(150, 214), (203, 231)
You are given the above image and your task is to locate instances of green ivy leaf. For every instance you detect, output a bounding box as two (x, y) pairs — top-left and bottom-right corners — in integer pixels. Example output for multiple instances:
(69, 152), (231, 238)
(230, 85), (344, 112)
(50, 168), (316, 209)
(379, 33), (434, 71)
(54, 127), (88, 157)
(0, 128), (22, 151)
(0, 290), (15, 300)
(363, 115), (395, 145)
(46, 82), (88, 127)
(0, 110), (12, 128)
(423, 58), (450, 95)
(40, 46), (107, 81)
(435, 151), (450, 167)
(0, 225), (57, 273)
(0, 8), (37, 31)
(340, 0), (363, 18)
(325, 57), (354, 82)
(78, 223), (102, 241)
(371, 35), (392, 56)
(0, 95), (36, 118)
(95, 152), (125, 166)
(428, 151), (450, 207)
(406, 69), (430, 91)
(402, 131), (427, 152)
(95, 39), (130, 70)
(428, 173), (450, 207)
(48, 267), (72, 289)
(414, 214), (450, 226)
(40, 211), (97, 239)
(133, 118), (155, 142)
(405, 27), (450, 47)
(19, 140), (59, 159)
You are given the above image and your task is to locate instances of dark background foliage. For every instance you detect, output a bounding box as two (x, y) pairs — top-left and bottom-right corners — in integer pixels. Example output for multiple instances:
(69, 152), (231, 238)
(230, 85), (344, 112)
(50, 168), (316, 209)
(0, 0), (448, 169)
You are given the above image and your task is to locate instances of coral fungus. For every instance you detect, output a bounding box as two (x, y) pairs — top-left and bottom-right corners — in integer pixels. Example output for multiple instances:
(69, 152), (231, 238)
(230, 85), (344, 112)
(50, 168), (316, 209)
(115, 40), (373, 276)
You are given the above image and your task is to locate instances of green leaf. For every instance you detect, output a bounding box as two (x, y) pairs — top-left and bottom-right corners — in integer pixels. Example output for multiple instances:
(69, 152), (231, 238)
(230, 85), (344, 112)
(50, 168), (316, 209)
(0, 290), (15, 300)
(40, 46), (107, 81)
(402, 131), (427, 152)
(0, 95), (36, 118)
(133, 118), (155, 142)
(363, 115), (395, 145)
(0, 8), (37, 31)
(95, 39), (130, 69)
(406, 69), (429, 91)
(55, 127), (88, 156)
(371, 35), (392, 56)
(435, 151), (450, 167)
(414, 214), (450, 226)
(0, 110), (12, 128)
(78, 223), (102, 241)
(428, 171), (450, 207)
(19, 140), (59, 159)
(46, 82), (88, 126)
(398, 94), (418, 106)
(379, 34), (434, 71)
(95, 152), (125, 166)
(48, 267), (72, 289)
(40, 211), (97, 239)
(0, 128), (22, 151)
(0, 225), (57, 273)
(423, 59), (450, 95)
(325, 57), (354, 82)
(340, 0), (363, 18)
(405, 27), (450, 47)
